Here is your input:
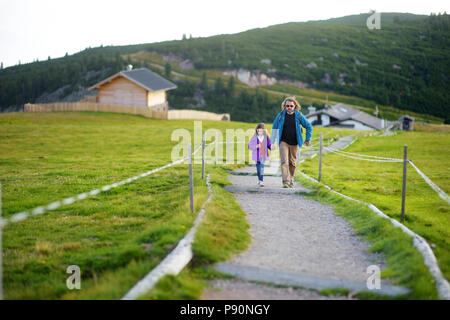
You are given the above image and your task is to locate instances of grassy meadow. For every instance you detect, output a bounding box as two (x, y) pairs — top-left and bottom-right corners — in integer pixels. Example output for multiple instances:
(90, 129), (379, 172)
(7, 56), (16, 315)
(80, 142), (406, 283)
(298, 127), (450, 285)
(0, 110), (447, 299)
(0, 111), (256, 299)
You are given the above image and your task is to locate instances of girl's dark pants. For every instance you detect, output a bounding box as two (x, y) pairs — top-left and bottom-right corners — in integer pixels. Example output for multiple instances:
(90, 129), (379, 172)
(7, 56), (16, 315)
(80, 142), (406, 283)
(256, 161), (265, 181)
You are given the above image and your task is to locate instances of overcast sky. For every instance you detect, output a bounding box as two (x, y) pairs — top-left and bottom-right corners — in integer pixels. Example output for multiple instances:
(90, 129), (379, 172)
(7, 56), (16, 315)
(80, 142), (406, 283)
(0, 0), (448, 68)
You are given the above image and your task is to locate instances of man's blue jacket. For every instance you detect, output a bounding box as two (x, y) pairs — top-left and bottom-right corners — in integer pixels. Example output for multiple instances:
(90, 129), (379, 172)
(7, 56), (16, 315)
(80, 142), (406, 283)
(271, 109), (313, 148)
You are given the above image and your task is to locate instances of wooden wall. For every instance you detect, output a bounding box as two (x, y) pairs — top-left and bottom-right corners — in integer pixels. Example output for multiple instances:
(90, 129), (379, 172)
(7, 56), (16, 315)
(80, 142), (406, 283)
(98, 77), (147, 107)
(148, 90), (166, 108)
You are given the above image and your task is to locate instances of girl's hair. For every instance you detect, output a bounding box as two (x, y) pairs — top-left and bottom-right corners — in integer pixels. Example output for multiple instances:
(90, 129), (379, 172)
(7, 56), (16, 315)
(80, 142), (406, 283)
(281, 96), (301, 111)
(255, 123), (269, 137)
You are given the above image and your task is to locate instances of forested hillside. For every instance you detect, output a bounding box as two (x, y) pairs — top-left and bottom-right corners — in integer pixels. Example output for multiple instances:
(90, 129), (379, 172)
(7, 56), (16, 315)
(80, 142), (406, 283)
(148, 12), (449, 119)
(0, 12), (448, 121)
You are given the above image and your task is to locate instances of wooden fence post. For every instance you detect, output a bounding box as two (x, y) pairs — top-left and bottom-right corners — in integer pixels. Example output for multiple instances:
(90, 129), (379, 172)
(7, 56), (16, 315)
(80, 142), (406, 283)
(401, 145), (407, 222)
(215, 134), (218, 167)
(202, 132), (206, 180)
(189, 144), (194, 213)
(318, 132), (323, 182)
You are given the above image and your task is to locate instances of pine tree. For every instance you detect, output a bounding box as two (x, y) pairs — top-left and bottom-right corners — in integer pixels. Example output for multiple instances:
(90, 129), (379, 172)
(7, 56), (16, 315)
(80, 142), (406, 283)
(214, 77), (224, 96)
(165, 63), (172, 79)
(0, 62), (3, 70)
(200, 72), (208, 90)
(262, 91), (269, 106)
(226, 76), (235, 97)
(251, 94), (258, 110)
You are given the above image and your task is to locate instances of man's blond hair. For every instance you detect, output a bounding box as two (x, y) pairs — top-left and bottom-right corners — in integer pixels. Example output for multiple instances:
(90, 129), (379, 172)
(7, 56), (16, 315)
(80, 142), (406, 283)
(281, 96), (301, 111)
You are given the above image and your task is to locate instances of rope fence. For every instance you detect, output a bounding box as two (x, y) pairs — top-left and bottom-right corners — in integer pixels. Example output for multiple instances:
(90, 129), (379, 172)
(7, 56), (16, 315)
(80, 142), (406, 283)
(296, 136), (450, 300)
(322, 146), (449, 204)
(0, 143), (205, 299)
(0, 137), (262, 299)
(0, 145), (203, 228)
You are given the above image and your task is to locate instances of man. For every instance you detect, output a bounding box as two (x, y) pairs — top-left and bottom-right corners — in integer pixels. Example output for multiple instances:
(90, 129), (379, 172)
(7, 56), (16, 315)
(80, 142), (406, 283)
(271, 97), (312, 188)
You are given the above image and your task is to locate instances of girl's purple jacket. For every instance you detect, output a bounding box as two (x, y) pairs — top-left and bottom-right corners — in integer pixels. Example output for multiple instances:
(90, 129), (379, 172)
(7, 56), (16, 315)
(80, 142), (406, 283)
(248, 135), (272, 162)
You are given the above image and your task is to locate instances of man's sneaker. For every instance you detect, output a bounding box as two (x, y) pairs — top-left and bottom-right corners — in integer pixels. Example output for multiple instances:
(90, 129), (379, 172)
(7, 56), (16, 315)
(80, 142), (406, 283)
(257, 181), (261, 186)
(283, 183), (290, 188)
(260, 181), (264, 187)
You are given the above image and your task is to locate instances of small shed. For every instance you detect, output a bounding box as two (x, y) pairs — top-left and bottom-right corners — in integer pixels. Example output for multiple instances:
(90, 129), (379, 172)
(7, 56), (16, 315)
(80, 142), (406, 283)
(398, 115), (414, 131)
(88, 68), (177, 112)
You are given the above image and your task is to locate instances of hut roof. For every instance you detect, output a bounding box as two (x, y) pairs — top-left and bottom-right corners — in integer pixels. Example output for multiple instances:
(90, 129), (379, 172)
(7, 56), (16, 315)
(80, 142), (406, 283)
(307, 103), (389, 130)
(88, 68), (177, 92)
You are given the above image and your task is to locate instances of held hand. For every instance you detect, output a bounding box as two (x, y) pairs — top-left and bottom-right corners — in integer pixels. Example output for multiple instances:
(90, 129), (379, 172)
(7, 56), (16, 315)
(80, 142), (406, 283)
(304, 141), (311, 146)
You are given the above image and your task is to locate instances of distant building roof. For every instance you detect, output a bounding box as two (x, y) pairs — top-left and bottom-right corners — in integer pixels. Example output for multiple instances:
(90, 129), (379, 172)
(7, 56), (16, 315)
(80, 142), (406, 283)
(88, 68), (177, 92)
(307, 103), (389, 130)
(398, 115), (415, 121)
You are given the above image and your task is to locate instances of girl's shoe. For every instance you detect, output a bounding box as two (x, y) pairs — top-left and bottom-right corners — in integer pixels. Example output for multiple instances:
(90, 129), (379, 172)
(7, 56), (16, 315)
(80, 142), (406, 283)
(289, 183), (294, 188)
(283, 183), (290, 188)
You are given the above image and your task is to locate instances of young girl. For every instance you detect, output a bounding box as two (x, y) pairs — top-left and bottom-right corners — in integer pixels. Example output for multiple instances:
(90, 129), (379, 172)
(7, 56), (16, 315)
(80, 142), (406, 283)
(248, 123), (272, 187)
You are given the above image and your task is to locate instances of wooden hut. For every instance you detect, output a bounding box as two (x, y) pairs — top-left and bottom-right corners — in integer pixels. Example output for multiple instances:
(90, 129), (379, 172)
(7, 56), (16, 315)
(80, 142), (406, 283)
(88, 67), (176, 112)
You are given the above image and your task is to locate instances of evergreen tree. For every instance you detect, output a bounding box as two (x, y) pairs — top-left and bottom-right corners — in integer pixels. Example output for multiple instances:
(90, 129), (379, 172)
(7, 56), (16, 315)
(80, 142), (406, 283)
(262, 91), (269, 106)
(226, 76), (235, 97)
(115, 51), (123, 71)
(165, 62), (172, 79)
(200, 72), (208, 90)
(251, 94), (258, 109)
(214, 77), (224, 96)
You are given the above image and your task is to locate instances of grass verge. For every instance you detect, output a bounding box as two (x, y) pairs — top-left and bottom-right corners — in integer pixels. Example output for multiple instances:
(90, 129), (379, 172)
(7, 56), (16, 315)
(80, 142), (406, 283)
(138, 164), (251, 299)
(295, 174), (440, 299)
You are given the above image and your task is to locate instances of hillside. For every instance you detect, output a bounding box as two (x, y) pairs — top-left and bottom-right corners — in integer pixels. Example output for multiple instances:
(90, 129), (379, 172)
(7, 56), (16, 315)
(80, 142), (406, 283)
(0, 12), (448, 122)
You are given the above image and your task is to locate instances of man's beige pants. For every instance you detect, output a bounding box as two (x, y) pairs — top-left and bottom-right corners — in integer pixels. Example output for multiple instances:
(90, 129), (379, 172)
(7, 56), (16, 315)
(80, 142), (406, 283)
(279, 141), (298, 185)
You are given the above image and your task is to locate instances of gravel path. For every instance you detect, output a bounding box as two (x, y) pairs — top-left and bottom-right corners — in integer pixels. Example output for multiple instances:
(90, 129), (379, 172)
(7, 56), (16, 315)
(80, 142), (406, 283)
(202, 136), (408, 300)
(222, 175), (387, 282)
(203, 279), (356, 300)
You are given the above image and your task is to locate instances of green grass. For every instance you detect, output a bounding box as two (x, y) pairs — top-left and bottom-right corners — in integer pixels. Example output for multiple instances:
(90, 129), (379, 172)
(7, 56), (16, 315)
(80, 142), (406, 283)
(298, 130), (450, 287)
(139, 166), (252, 300)
(1, 111), (445, 299)
(295, 180), (439, 299)
(0, 111), (254, 299)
